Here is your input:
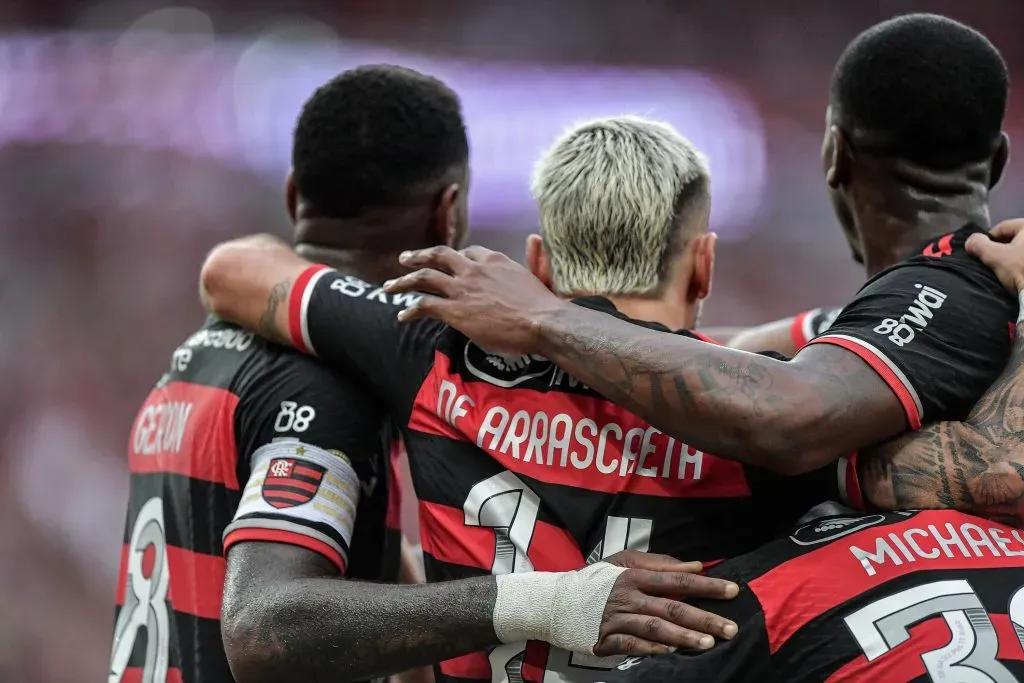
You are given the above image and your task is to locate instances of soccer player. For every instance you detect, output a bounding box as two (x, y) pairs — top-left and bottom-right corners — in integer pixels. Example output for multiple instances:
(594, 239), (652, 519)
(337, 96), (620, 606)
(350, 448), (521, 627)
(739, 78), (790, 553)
(224, 80), (738, 682)
(616, 508), (1024, 682)
(378, 15), (1023, 517)
(200, 115), (835, 683)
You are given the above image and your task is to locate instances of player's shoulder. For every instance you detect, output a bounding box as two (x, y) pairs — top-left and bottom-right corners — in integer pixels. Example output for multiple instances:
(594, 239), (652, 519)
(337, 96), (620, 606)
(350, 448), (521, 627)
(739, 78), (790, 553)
(708, 511), (917, 583)
(863, 223), (993, 288)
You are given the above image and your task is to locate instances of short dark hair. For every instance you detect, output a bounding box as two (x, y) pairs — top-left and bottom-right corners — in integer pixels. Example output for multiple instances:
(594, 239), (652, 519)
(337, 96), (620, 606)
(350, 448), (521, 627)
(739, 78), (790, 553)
(292, 64), (469, 218)
(830, 14), (1008, 170)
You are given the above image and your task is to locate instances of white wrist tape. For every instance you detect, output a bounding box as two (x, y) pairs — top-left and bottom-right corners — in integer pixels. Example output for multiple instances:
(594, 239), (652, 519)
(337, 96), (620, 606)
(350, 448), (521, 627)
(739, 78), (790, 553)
(1017, 290), (1024, 323)
(493, 562), (627, 654)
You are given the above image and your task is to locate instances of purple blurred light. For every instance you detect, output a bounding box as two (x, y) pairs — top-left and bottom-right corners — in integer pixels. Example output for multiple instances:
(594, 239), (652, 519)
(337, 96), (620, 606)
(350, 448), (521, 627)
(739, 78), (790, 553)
(0, 33), (766, 236)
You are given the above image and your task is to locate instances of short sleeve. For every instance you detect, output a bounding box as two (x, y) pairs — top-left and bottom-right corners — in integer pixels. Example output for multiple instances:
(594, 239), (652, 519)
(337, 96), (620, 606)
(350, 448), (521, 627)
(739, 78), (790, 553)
(790, 306), (843, 349)
(223, 350), (387, 573)
(619, 586), (771, 683)
(287, 265), (444, 420)
(805, 225), (1017, 429)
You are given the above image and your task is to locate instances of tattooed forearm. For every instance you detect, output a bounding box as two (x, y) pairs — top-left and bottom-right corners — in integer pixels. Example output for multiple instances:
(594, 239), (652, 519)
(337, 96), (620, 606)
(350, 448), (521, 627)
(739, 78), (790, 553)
(861, 323), (1024, 523)
(257, 279), (293, 345)
(532, 305), (904, 474)
(223, 544), (499, 683)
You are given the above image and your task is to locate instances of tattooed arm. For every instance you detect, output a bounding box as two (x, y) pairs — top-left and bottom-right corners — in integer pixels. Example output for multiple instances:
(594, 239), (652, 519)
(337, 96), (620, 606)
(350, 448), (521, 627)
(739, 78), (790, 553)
(387, 244), (1013, 475)
(221, 543), (500, 683)
(859, 321), (1024, 524)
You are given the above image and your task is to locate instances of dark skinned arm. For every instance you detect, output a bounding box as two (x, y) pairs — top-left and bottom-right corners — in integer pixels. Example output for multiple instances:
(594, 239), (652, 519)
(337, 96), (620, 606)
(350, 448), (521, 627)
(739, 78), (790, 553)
(221, 543), (499, 683)
(859, 320), (1024, 524)
(382, 246), (905, 476)
(527, 308), (904, 475)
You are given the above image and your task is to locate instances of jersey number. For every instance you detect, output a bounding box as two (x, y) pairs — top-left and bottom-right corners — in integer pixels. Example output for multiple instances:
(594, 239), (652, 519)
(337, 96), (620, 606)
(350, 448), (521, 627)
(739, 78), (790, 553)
(846, 579), (1024, 683)
(109, 497), (170, 683)
(273, 401), (316, 433)
(461, 472), (652, 683)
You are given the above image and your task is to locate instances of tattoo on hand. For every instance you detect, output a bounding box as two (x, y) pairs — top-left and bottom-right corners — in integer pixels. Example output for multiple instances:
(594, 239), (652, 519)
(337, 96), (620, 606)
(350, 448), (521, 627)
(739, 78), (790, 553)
(258, 280), (292, 345)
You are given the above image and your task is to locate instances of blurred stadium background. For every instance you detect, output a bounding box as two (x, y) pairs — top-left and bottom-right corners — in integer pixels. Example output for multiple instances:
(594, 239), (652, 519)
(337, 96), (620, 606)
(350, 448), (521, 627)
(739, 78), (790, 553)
(1, 1), (1023, 680)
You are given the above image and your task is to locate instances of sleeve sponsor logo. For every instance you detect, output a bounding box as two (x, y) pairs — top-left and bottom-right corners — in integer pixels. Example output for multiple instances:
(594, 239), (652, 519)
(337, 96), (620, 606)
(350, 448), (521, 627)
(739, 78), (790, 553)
(872, 284), (947, 348)
(328, 274), (423, 308)
(182, 327), (254, 352)
(262, 454), (326, 509)
(463, 342), (554, 388)
(789, 514), (887, 546)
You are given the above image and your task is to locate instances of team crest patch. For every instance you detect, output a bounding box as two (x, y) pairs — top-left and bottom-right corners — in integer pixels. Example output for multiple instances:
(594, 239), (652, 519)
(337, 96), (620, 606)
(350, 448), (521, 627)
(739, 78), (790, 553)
(262, 457), (326, 509)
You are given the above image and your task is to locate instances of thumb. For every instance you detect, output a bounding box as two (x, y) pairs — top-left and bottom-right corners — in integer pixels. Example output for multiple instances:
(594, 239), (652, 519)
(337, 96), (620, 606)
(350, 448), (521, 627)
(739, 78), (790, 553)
(966, 232), (999, 262)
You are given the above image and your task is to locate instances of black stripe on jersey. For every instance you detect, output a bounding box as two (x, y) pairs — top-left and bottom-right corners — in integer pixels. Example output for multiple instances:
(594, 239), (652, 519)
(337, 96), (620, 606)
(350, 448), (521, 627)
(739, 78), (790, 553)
(773, 567), (1024, 681)
(405, 434), (805, 565)
(231, 511), (351, 556)
(114, 605), (234, 683)
(125, 472), (239, 556)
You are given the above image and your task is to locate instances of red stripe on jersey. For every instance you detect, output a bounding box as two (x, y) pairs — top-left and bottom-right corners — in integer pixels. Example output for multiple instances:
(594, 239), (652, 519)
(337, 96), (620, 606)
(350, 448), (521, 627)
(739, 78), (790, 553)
(790, 311), (811, 349)
(386, 440), (405, 532)
(121, 666), (184, 683)
(224, 527), (346, 573)
(691, 330), (721, 345)
(127, 381), (240, 489)
(115, 544), (225, 620)
(807, 336), (922, 429)
(410, 351), (752, 499)
(843, 453), (865, 511)
(288, 264), (331, 355)
(751, 511), (1024, 654)
(439, 652), (491, 679)
(824, 613), (1024, 682)
(419, 500), (584, 573)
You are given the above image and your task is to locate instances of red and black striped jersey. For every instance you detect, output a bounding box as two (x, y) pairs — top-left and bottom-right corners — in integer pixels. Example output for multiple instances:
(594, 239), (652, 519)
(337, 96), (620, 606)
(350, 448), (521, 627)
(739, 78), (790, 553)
(285, 267), (847, 683)
(622, 509), (1024, 682)
(109, 317), (398, 683)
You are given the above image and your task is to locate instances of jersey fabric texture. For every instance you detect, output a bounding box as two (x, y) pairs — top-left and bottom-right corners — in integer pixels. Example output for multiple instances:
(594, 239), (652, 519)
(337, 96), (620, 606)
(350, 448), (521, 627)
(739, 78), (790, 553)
(805, 224), (1017, 430)
(622, 509), (1024, 683)
(286, 269), (847, 683)
(110, 318), (395, 683)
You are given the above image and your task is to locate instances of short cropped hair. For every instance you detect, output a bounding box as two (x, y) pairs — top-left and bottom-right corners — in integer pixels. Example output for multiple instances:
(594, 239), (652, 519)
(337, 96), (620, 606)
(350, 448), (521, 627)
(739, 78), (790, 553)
(830, 14), (1008, 170)
(531, 115), (710, 297)
(292, 64), (469, 218)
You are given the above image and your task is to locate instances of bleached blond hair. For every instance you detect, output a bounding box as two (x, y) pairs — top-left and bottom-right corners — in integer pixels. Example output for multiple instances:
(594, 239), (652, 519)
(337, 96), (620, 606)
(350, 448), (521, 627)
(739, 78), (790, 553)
(531, 115), (711, 296)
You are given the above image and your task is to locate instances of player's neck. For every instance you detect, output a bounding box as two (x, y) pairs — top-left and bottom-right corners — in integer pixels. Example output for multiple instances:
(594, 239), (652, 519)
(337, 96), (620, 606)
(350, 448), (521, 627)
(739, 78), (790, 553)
(603, 293), (698, 332)
(856, 175), (991, 276)
(294, 216), (435, 283)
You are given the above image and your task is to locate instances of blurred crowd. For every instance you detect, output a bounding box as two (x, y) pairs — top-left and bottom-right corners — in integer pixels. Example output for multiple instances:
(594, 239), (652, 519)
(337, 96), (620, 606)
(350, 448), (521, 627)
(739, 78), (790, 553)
(2, 1), (1024, 680)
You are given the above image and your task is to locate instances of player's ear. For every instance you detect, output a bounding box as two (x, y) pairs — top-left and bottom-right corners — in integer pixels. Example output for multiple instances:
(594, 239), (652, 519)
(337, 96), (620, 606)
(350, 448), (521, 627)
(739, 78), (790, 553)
(689, 232), (716, 301)
(826, 126), (852, 189)
(284, 172), (298, 224)
(990, 132), (1010, 189)
(433, 184), (461, 248)
(525, 234), (555, 292)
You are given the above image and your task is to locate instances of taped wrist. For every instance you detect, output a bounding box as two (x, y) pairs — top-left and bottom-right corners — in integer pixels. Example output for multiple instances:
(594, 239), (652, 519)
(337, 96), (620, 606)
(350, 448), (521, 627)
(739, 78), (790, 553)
(492, 562), (626, 654)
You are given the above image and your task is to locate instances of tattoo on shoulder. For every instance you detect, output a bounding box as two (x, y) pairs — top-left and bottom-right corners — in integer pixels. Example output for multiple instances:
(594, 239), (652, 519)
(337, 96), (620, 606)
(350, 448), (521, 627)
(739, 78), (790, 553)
(258, 279), (293, 345)
(861, 322), (1024, 523)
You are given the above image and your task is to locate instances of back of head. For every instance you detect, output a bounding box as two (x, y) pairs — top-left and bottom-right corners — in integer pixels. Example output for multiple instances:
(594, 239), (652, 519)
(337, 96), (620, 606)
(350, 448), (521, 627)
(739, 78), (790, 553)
(292, 64), (469, 222)
(531, 115), (711, 297)
(830, 13), (1008, 170)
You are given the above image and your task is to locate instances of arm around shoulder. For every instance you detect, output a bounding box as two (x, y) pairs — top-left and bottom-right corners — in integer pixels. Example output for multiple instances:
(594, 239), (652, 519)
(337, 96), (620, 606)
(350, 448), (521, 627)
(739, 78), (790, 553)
(200, 234), (311, 343)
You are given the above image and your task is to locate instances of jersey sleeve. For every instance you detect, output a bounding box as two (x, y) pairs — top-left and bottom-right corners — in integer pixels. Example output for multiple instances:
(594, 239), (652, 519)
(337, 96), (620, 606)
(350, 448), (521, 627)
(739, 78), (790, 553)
(618, 582), (771, 683)
(805, 226), (1017, 429)
(790, 306), (843, 349)
(286, 264), (444, 419)
(223, 351), (386, 574)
